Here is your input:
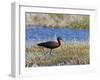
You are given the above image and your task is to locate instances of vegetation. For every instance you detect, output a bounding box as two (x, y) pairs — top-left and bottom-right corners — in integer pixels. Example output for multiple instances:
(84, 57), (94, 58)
(25, 42), (89, 67)
(26, 13), (89, 29)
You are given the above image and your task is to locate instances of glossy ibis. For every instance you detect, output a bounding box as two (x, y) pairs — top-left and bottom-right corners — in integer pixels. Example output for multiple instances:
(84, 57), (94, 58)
(37, 37), (62, 55)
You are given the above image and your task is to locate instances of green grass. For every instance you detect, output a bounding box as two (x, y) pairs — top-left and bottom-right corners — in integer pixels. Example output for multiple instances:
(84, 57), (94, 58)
(25, 42), (89, 67)
(26, 13), (89, 29)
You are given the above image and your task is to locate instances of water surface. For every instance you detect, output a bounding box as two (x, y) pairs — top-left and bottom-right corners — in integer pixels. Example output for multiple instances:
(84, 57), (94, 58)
(26, 26), (89, 47)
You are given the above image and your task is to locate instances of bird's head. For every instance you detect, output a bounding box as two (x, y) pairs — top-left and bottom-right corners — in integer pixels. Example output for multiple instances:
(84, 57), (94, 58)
(57, 37), (62, 41)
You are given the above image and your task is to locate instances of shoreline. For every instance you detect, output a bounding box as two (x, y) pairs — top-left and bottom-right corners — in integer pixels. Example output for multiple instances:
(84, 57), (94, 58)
(26, 40), (89, 48)
(26, 24), (89, 30)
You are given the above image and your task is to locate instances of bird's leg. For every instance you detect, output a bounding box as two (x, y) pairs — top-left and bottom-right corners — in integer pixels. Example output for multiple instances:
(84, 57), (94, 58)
(49, 49), (52, 55)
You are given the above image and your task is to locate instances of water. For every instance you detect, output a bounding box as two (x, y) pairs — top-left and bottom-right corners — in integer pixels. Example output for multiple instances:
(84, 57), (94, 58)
(26, 26), (89, 47)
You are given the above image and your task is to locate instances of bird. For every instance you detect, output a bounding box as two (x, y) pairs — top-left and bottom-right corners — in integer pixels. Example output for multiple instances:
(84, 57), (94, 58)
(37, 37), (63, 55)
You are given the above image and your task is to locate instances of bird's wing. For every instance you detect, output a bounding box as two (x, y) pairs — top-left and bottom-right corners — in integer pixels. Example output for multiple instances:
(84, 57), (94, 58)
(44, 41), (59, 47)
(37, 41), (58, 48)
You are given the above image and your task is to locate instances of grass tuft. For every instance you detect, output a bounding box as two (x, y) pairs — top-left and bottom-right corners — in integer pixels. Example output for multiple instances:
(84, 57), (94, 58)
(25, 42), (89, 67)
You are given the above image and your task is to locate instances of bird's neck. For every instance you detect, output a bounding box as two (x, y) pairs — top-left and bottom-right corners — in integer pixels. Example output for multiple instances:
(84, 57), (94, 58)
(57, 39), (61, 46)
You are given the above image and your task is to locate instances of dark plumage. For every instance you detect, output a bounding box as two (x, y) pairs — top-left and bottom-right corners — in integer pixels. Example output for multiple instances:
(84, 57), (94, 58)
(37, 37), (62, 55)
